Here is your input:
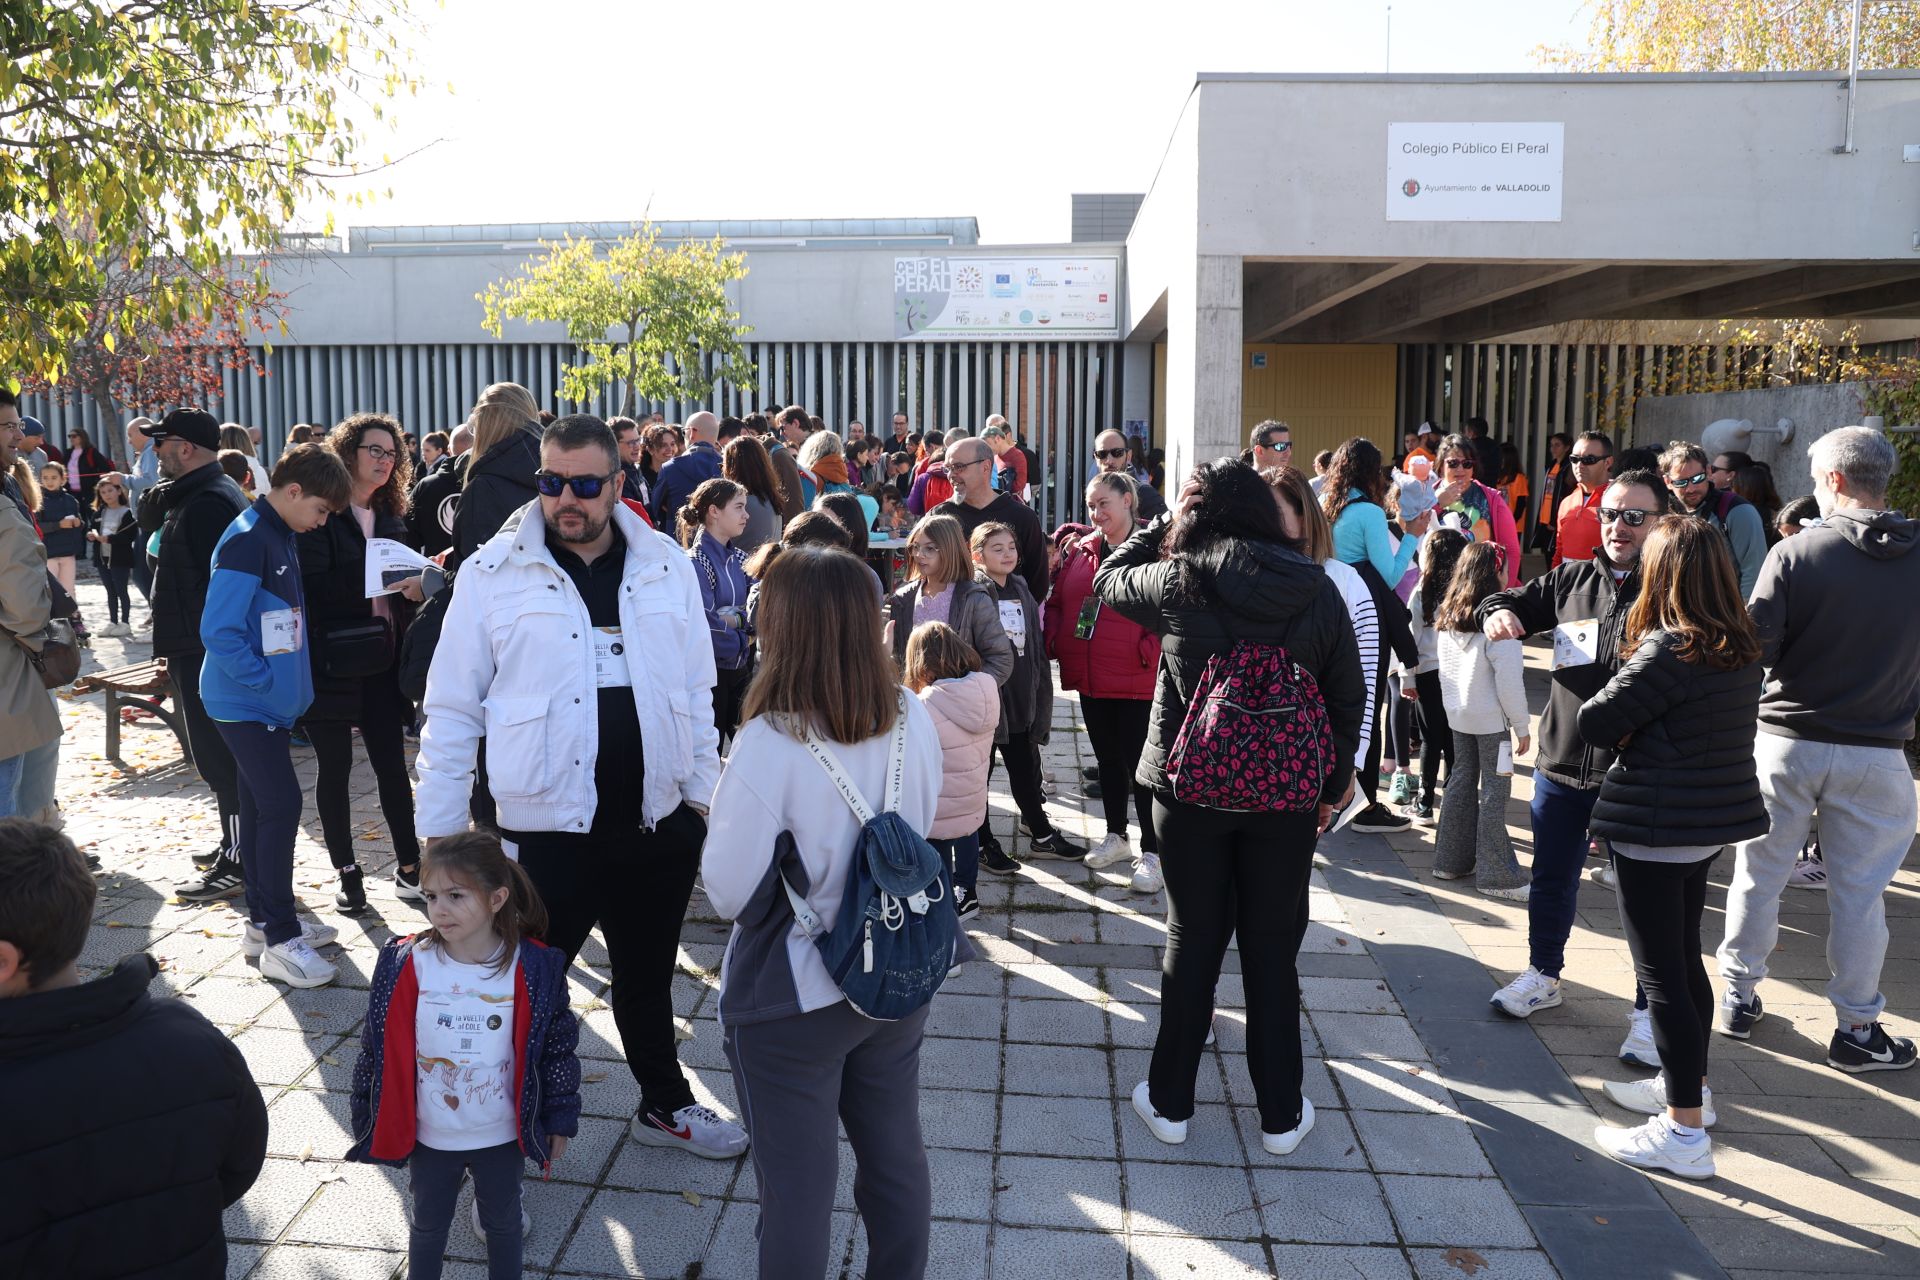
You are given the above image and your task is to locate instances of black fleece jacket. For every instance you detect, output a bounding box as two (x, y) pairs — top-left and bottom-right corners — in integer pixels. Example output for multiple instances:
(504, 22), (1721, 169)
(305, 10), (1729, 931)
(138, 461), (250, 660)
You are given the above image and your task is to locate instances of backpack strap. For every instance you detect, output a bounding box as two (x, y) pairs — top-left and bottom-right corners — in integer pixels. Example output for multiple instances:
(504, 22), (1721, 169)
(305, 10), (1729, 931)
(780, 691), (912, 941)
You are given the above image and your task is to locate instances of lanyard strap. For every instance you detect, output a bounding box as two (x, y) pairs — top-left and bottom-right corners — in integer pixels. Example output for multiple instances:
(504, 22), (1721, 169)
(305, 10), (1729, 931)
(800, 690), (909, 822)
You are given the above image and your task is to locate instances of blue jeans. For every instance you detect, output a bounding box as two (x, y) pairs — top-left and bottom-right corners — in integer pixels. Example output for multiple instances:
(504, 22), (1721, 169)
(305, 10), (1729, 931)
(215, 720), (303, 945)
(1527, 773), (1600, 978)
(18, 702), (60, 817)
(407, 1141), (522, 1280)
(0, 751), (26, 818)
(932, 835), (980, 895)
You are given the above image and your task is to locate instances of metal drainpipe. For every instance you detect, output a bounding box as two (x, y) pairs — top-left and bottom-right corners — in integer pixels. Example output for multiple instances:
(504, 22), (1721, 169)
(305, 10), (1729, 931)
(1839, 0), (1865, 155)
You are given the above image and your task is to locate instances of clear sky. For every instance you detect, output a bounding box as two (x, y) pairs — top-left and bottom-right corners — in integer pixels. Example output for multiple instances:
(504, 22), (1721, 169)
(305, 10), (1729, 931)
(314, 0), (1589, 244)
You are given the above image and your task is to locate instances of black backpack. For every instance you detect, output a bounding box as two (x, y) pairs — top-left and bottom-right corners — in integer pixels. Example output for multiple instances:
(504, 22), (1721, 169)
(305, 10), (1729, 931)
(397, 568), (452, 705)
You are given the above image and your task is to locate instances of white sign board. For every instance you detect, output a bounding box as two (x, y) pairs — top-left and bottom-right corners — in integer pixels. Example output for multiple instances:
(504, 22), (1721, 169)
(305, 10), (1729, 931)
(1387, 123), (1564, 222)
(894, 255), (1119, 341)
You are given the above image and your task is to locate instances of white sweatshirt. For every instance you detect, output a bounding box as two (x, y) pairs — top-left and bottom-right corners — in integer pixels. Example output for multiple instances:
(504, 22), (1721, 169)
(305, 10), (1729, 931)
(1435, 629), (1531, 737)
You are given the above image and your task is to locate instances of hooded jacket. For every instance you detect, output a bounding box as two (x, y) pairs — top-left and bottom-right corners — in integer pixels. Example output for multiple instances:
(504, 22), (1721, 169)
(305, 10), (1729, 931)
(1748, 507), (1920, 748)
(918, 670), (1001, 838)
(139, 460), (250, 660)
(198, 496), (314, 729)
(886, 577), (1015, 689)
(1043, 528), (1159, 701)
(0, 955), (267, 1280)
(1091, 517), (1366, 804)
(451, 429), (541, 568)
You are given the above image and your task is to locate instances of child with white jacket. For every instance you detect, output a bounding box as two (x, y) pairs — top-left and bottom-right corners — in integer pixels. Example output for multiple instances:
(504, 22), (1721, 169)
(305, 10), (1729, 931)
(1432, 541), (1533, 900)
(904, 621), (1000, 922)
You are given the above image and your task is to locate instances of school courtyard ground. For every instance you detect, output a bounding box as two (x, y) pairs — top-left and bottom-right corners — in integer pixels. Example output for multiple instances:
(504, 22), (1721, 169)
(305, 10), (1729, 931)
(53, 572), (1920, 1280)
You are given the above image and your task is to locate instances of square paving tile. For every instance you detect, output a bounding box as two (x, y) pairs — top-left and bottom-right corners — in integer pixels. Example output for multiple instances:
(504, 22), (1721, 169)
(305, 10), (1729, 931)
(927, 990), (1006, 1040)
(1123, 1158), (1260, 1238)
(993, 1154), (1124, 1231)
(1307, 1012), (1428, 1061)
(1410, 1247), (1562, 1279)
(281, 1165), (408, 1250)
(1251, 1168), (1396, 1244)
(1128, 1233), (1273, 1278)
(441, 1176), (594, 1270)
(225, 1157), (327, 1243)
(1352, 1110), (1496, 1176)
(921, 1086), (1000, 1153)
(1006, 995), (1109, 1046)
(1381, 1174), (1536, 1247)
(988, 1224), (1129, 1279)
(1118, 1100), (1246, 1166)
(919, 1035), (1004, 1091)
(1002, 1043), (1111, 1097)
(1233, 1106), (1370, 1172)
(1269, 1243), (1415, 1278)
(245, 1245), (402, 1279)
(1004, 962), (1105, 1001)
(1328, 1058), (1460, 1114)
(1000, 1092), (1119, 1159)
(848, 1216), (989, 1280)
(263, 1089), (354, 1161)
(558, 1187), (722, 1277)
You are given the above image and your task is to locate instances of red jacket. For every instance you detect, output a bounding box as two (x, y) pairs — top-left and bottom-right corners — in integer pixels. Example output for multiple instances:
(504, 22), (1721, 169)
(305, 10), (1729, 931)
(1043, 529), (1159, 700)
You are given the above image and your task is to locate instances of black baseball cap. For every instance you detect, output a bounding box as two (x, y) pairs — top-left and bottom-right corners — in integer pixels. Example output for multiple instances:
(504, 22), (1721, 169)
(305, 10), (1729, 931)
(149, 408), (220, 451)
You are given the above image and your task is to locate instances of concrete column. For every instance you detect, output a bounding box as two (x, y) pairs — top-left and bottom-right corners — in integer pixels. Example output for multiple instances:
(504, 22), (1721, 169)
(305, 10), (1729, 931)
(1163, 253), (1243, 491)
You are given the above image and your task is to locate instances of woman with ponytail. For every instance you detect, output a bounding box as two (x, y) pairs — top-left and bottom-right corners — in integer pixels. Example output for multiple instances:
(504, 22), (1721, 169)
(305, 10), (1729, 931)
(680, 477), (755, 749)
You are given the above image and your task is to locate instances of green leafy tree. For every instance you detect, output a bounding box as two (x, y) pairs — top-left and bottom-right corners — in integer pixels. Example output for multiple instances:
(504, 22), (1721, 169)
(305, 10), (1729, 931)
(1536, 0), (1920, 72)
(478, 229), (756, 417)
(1, 1), (425, 390)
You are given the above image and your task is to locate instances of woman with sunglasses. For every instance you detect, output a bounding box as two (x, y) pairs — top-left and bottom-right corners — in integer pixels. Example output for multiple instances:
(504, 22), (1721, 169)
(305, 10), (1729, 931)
(1429, 433), (1523, 588)
(299, 413), (423, 915)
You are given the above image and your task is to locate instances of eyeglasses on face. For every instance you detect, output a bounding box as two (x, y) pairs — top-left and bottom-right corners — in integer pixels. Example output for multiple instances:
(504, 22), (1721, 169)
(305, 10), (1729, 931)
(1094, 447), (1129, 461)
(358, 443), (398, 462)
(1571, 454), (1610, 466)
(1599, 507), (1656, 527)
(1670, 472), (1710, 488)
(534, 469), (617, 499)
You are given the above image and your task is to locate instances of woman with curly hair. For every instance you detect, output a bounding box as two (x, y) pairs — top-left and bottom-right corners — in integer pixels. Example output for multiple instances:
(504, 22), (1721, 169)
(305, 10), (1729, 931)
(301, 412), (424, 916)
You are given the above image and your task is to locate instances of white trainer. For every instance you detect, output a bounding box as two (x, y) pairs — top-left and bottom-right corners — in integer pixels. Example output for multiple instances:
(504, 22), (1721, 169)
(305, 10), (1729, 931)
(1602, 1072), (1716, 1127)
(630, 1103), (749, 1160)
(259, 937), (337, 989)
(1619, 1007), (1662, 1069)
(1130, 1080), (1187, 1145)
(1083, 832), (1131, 870)
(1489, 967), (1563, 1019)
(1589, 862), (1618, 890)
(1261, 1096), (1316, 1156)
(1594, 1114), (1715, 1180)
(243, 916), (340, 958)
(1129, 851), (1164, 895)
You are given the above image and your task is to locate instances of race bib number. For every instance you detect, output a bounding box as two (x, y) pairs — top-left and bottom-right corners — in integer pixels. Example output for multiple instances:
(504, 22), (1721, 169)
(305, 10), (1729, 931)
(998, 600), (1027, 656)
(592, 626), (632, 688)
(1552, 618), (1600, 670)
(261, 607), (303, 657)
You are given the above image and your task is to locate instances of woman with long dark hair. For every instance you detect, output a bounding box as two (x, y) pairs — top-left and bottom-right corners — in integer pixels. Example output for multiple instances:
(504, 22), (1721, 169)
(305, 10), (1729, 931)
(1095, 459), (1366, 1158)
(678, 477), (754, 750)
(723, 433), (786, 554)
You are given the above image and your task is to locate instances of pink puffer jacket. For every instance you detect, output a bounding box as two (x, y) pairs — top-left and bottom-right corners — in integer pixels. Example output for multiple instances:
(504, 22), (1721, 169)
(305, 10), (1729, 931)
(916, 671), (1001, 839)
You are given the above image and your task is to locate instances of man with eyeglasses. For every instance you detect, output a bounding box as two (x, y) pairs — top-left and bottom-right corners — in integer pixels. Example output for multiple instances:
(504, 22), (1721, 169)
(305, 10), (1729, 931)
(1251, 420), (1293, 472)
(416, 414), (749, 1162)
(1477, 470), (1672, 1068)
(1551, 431), (1615, 568)
(1661, 441), (1766, 598)
(932, 437), (1050, 600)
(1092, 429), (1166, 520)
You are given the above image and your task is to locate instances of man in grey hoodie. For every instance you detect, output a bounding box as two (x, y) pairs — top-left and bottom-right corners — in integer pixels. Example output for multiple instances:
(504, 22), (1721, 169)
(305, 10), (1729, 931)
(1717, 426), (1920, 1074)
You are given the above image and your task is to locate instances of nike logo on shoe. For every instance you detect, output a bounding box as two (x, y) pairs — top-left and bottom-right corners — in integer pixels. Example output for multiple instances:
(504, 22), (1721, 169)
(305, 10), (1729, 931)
(1863, 1043), (1896, 1063)
(648, 1116), (693, 1140)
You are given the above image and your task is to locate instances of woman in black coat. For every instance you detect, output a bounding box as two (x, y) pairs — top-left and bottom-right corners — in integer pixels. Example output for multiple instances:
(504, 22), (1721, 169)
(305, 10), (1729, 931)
(1093, 459), (1365, 1161)
(449, 382), (546, 568)
(299, 414), (423, 915)
(1577, 516), (1765, 1183)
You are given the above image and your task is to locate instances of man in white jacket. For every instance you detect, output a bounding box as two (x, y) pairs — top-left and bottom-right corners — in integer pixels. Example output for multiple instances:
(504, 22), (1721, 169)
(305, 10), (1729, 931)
(415, 414), (747, 1161)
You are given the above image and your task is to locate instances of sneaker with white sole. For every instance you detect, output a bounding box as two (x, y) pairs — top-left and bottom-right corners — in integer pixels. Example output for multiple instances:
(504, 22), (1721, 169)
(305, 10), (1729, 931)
(1130, 1080), (1187, 1145)
(1619, 1007), (1662, 1069)
(1261, 1096), (1316, 1156)
(243, 917), (340, 958)
(1129, 851), (1163, 895)
(1478, 883), (1532, 903)
(1490, 967), (1563, 1018)
(1602, 1072), (1716, 1126)
(1787, 857), (1827, 890)
(1025, 830), (1087, 860)
(1083, 832), (1131, 870)
(1594, 1114), (1715, 1180)
(176, 859), (246, 902)
(1827, 1022), (1919, 1073)
(1386, 772), (1415, 807)
(469, 1195), (530, 1240)
(259, 937), (338, 988)
(1715, 990), (1764, 1040)
(1589, 862), (1618, 890)
(630, 1103), (749, 1159)
(393, 863), (427, 905)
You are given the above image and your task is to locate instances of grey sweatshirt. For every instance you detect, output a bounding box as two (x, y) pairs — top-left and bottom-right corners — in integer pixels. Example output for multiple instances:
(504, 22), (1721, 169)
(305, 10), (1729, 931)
(1749, 507), (1920, 748)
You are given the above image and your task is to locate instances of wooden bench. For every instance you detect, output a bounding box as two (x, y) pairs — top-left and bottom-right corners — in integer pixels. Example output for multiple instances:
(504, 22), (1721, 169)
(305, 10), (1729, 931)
(72, 659), (190, 764)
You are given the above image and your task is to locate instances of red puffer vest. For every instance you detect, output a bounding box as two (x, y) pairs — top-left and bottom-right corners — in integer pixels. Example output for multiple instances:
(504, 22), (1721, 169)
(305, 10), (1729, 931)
(1043, 530), (1159, 700)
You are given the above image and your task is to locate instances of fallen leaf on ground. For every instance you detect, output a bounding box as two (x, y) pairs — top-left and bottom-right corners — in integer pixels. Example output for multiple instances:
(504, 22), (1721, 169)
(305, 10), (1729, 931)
(1334, 936), (1349, 946)
(582, 1072), (606, 1083)
(1593, 1215), (1609, 1225)
(1442, 1247), (1487, 1274)
(298, 1143), (314, 1163)
(681, 1190), (702, 1207)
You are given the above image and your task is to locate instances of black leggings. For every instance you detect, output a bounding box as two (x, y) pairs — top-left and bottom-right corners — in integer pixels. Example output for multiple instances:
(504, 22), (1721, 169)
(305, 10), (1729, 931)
(1613, 851), (1717, 1109)
(977, 730), (1052, 844)
(309, 715), (421, 873)
(713, 663), (752, 751)
(101, 564), (133, 623)
(1358, 657), (1389, 804)
(1388, 673), (1415, 767)
(1412, 670), (1453, 800)
(1079, 696), (1157, 853)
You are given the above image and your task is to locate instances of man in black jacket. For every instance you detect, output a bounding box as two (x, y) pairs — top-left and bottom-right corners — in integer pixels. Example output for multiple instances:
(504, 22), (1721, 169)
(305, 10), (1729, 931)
(1476, 470), (1666, 1061)
(140, 408), (250, 899)
(0, 819), (267, 1279)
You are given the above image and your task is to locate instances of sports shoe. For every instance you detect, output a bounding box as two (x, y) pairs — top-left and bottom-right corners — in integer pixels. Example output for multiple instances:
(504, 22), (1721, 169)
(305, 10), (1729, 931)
(469, 1196), (530, 1240)
(1594, 1114), (1715, 1180)
(1715, 991), (1764, 1040)
(259, 937), (338, 989)
(1479, 883), (1532, 903)
(1083, 780), (1104, 799)
(243, 916), (340, 958)
(335, 867), (369, 915)
(1130, 851), (1163, 895)
(191, 844), (226, 870)
(630, 1103), (749, 1159)
(1787, 856), (1827, 890)
(1387, 772), (1415, 806)
(177, 859), (246, 902)
(1490, 967), (1563, 1018)
(1081, 766), (1101, 781)
(1261, 1096), (1316, 1156)
(1619, 1007), (1662, 1069)
(1407, 795), (1434, 822)
(1589, 862), (1618, 890)
(954, 885), (980, 921)
(1130, 1080), (1187, 1145)
(1083, 832), (1131, 869)
(1026, 830), (1087, 860)
(1431, 867), (1468, 881)
(1351, 804), (1412, 834)
(393, 863), (427, 905)
(1604, 1073), (1715, 1126)
(980, 841), (1021, 876)
(1827, 1022), (1918, 1073)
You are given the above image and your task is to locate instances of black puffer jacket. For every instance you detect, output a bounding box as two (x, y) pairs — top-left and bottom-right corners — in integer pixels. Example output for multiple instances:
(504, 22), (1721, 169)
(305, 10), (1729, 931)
(407, 452), (463, 558)
(450, 429), (541, 568)
(1092, 516), (1366, 804)
(1578, 629), (1769, 847)
(0, 955), (268, 1279)
(297, 504), (418, 724)
(138, 461), (249, 660)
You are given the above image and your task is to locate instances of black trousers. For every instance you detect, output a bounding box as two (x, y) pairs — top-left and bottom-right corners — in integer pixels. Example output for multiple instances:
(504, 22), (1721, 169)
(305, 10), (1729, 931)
(1148, 794), (1318, 1132)
(976, 731), (1051, 844)
(1412, 669), (1453, 801)
(712, 663), (752, 752)
(170, 662), (241, 860)
(1357, 655), (1389, 804)
(1613, 851), (1717, 1110)
(510, 803), (706, 1117)
(308, 716), (421, 873)
(1388, 673), (1416, 766)
(1079, 696), (1158, 853)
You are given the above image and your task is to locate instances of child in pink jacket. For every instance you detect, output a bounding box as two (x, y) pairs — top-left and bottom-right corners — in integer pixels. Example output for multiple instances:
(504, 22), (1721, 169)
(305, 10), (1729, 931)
(904, 621), (1000, 921)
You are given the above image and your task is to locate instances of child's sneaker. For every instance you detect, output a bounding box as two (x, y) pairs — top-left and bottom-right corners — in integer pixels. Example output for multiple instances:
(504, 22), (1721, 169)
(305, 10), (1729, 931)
(1083, 832), (1131, 869)
(176, 858), (245, 902)
(1407, 794), (1435, 822)
(259, 938), (338, 989)
(954, 885), (980, 921)
(980, 840), (1021, 876)
(1387, 772), (1414, 807)
(334, 867), (369, 915)
(1026, 830), (1087, 860)
(243, 917), (340, 958)
(393, 862), (427, 905)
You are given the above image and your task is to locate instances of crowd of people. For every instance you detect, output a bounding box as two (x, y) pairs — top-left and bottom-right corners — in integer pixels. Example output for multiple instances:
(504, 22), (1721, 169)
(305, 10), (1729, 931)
(0, 379), (1915, 1278)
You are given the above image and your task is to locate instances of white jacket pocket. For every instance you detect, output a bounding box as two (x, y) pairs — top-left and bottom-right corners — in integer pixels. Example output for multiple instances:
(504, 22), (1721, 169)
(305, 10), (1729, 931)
(483, 694), (553, 797)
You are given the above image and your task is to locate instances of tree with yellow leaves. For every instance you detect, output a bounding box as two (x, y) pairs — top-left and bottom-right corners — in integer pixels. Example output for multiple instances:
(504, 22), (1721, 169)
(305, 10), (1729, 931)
(1536, 1), (1920, 73)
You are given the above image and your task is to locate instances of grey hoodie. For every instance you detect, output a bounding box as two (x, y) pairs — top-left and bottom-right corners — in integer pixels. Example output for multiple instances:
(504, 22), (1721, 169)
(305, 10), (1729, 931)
(1749, 507), (1920, 747)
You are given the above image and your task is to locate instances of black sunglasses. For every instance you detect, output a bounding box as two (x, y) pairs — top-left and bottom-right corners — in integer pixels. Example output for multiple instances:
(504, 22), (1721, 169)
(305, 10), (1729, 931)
(1599, 507), (1656, 527)
(534, 469), (617, 499)
(1094, 447), (1129, 461)
(1570, 453), (1610, 465)
(1258, 436), (1293, 452)
(1443, 458), (1474, 470)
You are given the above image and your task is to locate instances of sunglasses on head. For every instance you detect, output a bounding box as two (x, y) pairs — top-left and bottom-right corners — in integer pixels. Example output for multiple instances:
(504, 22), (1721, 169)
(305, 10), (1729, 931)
(1671, 473), (1710, 488)
(1094, 447), (1128, 461)
(1571, 454), (1609, 465)
(534, 469), (616, 499)
(1599, 507), (1655, 527)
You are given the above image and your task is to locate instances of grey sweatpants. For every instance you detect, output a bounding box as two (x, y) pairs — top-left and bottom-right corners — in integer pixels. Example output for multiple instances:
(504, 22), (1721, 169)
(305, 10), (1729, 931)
(724, 1000), (932, 1280)
(1435, 730), (1528, 890)
(1718, 735), (1919, 1027)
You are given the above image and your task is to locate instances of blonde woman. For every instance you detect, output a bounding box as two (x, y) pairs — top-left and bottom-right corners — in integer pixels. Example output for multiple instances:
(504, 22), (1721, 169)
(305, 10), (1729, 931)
(219, 424), (270, 493)
(452, 381), (544, 565)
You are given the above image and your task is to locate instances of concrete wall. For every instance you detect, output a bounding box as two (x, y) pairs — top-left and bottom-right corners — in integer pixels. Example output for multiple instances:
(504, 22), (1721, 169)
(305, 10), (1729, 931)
(1630, 382), (1871, 500)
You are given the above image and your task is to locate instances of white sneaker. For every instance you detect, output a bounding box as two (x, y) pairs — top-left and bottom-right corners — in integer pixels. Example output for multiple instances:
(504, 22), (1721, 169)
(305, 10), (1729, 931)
(1589, 863), (1618, 890)
(1594, 1114), (1715, 1180)
(469, 1195), (530, 1240)
(1130, 1080), (1186, 1145)
(1261, 1096), (1316, 1156)
(1084, 832), (1131, 869)
(393, 866), (427, 904)
(630, 1103), (749, 1159)
(1602, 1072), (1716, 1127)
(1787, 857), (1827, 890)
(259, 937), (337, 988)
(1490, 967), (1563, 1018)
(1129, 851), (1163, 895)
(1619, 1007), (1662, 1069)
(243, 916), (340, 958)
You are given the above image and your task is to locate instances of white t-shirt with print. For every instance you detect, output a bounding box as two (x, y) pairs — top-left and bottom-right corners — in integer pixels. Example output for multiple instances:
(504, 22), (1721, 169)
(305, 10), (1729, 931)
(412, 942), (518, 1151)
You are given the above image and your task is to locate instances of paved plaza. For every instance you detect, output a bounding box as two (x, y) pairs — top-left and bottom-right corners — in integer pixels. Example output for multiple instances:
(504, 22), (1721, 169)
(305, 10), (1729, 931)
(50, 573), (1920, 1280)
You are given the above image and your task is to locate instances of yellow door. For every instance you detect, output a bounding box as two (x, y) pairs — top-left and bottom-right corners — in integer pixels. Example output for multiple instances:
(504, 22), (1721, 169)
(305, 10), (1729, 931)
(1243, 345), (1398, 464)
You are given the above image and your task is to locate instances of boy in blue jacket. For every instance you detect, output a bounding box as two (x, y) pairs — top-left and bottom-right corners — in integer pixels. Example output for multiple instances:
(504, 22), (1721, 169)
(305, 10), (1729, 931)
(200, 444), (352, 989)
